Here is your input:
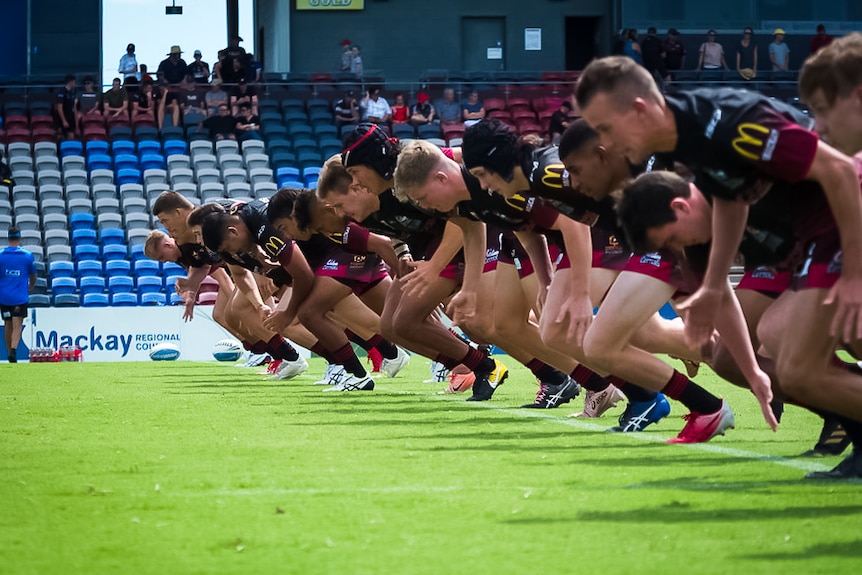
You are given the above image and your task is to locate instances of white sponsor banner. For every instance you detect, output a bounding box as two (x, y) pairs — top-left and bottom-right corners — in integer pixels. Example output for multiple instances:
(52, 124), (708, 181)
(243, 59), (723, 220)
(22, 307), (310, 362)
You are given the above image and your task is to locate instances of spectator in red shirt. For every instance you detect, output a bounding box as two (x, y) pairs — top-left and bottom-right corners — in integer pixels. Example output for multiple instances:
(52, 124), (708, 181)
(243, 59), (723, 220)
(810, 24), (834, 55)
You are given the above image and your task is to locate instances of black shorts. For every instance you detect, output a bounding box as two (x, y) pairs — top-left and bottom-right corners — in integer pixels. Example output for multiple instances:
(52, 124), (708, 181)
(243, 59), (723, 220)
(1, 304), (28, 319)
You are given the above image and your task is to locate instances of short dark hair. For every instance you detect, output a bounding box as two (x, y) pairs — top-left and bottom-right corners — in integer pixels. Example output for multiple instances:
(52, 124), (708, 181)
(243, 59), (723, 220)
(64, 74), (76, 83)
(341, 123), (399, 180)
(267, 187), (315, 232)
(616, 171), (691, 254)
(152, 191), (195, 216)
(187, 202), (227, 229)
(199, 210), (232, 252)
(558, 119), (600, 161)
(576, 55), (659, 111)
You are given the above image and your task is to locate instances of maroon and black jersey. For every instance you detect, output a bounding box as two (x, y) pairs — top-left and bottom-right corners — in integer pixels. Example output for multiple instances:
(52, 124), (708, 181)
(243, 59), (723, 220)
(177, 242), (222, 274)
(358, 189), (448, 256)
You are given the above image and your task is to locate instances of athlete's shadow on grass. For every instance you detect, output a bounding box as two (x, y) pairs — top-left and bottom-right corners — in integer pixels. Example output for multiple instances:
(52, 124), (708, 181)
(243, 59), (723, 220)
(503, 505), (862, 525)
(741, 539), (862, 560)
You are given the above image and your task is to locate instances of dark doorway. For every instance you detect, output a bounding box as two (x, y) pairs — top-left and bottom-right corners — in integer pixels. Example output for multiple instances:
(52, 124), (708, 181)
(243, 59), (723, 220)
(565, 17), (600, 70)
(462, 17), (506, 72)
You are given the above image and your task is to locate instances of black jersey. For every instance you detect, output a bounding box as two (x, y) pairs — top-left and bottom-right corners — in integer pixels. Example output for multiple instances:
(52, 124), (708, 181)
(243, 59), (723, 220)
(358, 189), (447, 255)
(456, 166), (537, 230)
(666, 88), (820, 203)
(177, 242), (222, 270)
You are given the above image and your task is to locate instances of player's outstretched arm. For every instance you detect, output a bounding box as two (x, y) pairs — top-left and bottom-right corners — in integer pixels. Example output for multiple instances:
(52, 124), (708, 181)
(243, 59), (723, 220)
(552, 214), (593, 346)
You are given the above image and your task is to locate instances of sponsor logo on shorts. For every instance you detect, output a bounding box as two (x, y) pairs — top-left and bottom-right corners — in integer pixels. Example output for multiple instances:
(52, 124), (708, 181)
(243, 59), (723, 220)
(485, 248), (499, 264)
(827, 250), (843, 275)
(640, 252), (662, 267)
(605, 235), (624, 256)
(323, 259), (339, 271)
(349, 255), (366, 269)
(751, 265), (776, 279)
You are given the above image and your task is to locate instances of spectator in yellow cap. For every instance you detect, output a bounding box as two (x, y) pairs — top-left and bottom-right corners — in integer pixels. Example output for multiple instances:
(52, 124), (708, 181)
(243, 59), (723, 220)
(769, 28), (790, 72)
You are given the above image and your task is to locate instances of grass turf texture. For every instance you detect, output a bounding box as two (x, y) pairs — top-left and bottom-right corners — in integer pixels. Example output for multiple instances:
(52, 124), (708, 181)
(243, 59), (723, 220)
(1, 357), (860, 575)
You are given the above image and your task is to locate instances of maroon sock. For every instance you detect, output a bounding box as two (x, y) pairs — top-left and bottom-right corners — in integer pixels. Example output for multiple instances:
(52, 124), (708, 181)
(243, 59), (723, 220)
(249, 340), (268, 355)
(460, 347), (494, 372)
(241, 340), (252, 351)
(345, 330), (398, 360)
(435, 354), (461, 370)
(661, 370), (721, 414)
(310, 341), (336, 364)
(333, 343), (367, 378)
(266, 334), (299, 361)
(571, 365), (610, 392)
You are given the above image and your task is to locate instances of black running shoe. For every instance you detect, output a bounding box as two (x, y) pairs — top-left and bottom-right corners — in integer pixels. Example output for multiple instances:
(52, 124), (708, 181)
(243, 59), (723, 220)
(804, 450), (862, 480)
(466, 359), (508, 401)
(522, 376), (581, 409)
(800, 416), (851, 457)
(8, 349), (16, 363)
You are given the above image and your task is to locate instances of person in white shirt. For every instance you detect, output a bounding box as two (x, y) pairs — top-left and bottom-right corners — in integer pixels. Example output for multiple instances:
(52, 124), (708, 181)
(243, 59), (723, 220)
(119, 43), (140, 81)
(361, 87), (391, 125)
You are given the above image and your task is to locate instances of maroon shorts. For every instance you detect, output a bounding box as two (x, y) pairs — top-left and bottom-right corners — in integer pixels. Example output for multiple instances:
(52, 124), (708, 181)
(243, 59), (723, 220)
(737, 265), (791, 297)
(622, 251), (692, 296)
(483, 226), (502, 273)
(498, 231), (534, 278)
(791, 232), (842, 291)
(591, 226), (630, 271)
(317, 252), (390, 296)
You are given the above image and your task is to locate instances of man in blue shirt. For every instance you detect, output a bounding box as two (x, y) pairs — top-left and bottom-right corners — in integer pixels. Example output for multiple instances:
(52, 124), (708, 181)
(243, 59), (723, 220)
(0, 227), (36, 362)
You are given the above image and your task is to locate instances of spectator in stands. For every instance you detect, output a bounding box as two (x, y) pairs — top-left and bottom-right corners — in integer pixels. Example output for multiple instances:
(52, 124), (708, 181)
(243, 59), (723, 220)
(623, 29), (643, 64)
(436, 88), (461, 125)
(663, 28), (686, 72)
(391, 93), (409, 126)
(547, 100), (573, 145)
(410, 92), (435, 128)
(234, 102), (262, 141)
(189, 50), (211, 85)
(177, 74), (207, 128)
(119, 43), (139, 81)
(158, 45), (188, 85)
(735, 27), (758, 80)
(361, 86), (391, 125)
(247, 53), (262, 84)
(641, 27), (668, 82)
(202, 104), (238, 141)
(810, 24), (833, 55)
(461, 91), (485, 127)
(0, 150), (13, 192)
(222, 36), (247, 84)
(205, 78), (228, 117)
(340, 39), (353, 71)
(696, 30), (728, 71)
(0, 226), (35, 364)
(230, 58), (248, 85)
(103, 77), (129, 121)
(55, 74), (77, 140)
(230, 78), (258, 116)
(351, 45), (363, 78)
(769, 28), (791, 72)
(131, 80), (159, 126)
(334, 90), (359, 128)
(75, 76), (103, 131)
(212, 50), (227, 83)
(139, 63), (153, 84)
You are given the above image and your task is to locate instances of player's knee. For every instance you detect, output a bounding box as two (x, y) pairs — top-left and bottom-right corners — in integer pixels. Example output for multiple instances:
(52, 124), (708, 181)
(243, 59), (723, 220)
(582, 332), (614, 370)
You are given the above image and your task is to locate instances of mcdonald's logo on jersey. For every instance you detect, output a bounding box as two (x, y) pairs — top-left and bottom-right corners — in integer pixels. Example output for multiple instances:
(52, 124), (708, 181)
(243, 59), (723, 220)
(263, 235), (286, 256)
(540, 164), (564, 189)
(731, 123), (778, 161)
(503, 193), (534, 213)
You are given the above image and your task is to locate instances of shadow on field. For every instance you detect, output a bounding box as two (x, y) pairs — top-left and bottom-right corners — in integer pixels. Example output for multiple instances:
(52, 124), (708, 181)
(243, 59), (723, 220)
(502, 505), (862, 525)
(741, 539), (862, 560)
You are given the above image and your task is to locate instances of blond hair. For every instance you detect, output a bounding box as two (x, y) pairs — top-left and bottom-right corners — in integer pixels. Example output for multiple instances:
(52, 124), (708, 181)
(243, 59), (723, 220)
(393, 140), (446, 202)
(316, 153), (353, 199)
(575, 55), (663, 111)
(143, 229), (169, 260)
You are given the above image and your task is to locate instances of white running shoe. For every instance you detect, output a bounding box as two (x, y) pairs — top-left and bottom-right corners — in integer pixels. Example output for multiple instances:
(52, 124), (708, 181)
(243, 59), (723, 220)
(270, 356), (309, 380)
(382, 347), (410, 378)
(424, 361), (450, 383)
(314, 363), (346, 386)
(323, 373), (375, 392)
(242, 352), (271, 368)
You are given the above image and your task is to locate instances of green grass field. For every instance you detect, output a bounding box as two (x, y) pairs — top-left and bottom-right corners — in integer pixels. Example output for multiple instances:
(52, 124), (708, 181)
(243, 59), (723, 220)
(1, 356), (860, 575)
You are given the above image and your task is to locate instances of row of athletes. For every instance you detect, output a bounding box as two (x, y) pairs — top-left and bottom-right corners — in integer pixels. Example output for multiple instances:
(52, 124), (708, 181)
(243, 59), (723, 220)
(143, 32), (861, 478)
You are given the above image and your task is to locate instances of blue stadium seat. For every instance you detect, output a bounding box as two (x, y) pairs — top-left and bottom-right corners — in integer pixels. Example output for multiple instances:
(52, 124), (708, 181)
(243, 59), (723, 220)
(102, 244), (129, 262)
(29, 294), (52, 307)
(82, 293), (109, 307)
(72, 228), (98, 247)
(109, 126), (134, 142)
(117, 168), (142, 186)
(69, 213), (96, 231)
(54, 293), (81, 307)
(160, 126), (185, 142)
(140, 153), (166, 171)
(129, 244), (147, 262)
(134, 259), (161, 277)
(303, 167), (321, 187)
(87, 154), (113, 171)
(169, 292), (184, 305)
(79, 276), (106, 296)
(163, 139), (188, 157)
(111, 140), (136, 156)
(85, 140), (110, 157)
(59, 140), (84, 157)
(108, 276), (134, 295)
(105, 260), (132, 277)
(134, 126), (159, 142)
(100, 228), (126, 246)
(76, 259), (103, 278)
(51, 277), (77, 295)
(162, 262), (185, 277)
(136, 275), (163, 295)
(73, 244), (100, 262)
(49, 261), (75, 279)
(137, 140), (162, 156)
(113, 154), (139, 172)
(140, 292), (166, 306)
(110, 292), (137, 306)
(276, 166), (301, 187)
(164, 274), (185, 292)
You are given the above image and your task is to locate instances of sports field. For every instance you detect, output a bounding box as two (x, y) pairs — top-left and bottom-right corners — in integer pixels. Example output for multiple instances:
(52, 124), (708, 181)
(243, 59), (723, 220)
(1, 356), (860, 575)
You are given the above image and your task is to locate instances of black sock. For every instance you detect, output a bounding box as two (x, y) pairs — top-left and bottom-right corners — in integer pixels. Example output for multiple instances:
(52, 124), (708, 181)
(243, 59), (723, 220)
(606, 375), (657, 402)
(662, 370), (722, 414)
(333, 343), (367, 378)
(346, 330), (399, 360)
(267, 335), (299, 361)
(526, 359), (567, 385)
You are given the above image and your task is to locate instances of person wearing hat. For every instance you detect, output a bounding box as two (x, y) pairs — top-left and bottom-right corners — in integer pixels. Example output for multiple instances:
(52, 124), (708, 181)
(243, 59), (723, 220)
(189, 49), (211, 85)
(222, 36), (247, 84)
(769, 28), (791, 72)
(157, 45), (188, 85)
(410, 92), (435, 128)
(119, 42), (139, 81)
(334, 90), (359, 128)
(735, 27), (758, 80)
(0, 227), (36, 363)
(340, 39), (353, 71)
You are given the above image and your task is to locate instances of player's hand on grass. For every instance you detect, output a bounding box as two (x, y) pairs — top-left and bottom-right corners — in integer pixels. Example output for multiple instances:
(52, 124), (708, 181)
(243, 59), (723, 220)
(676, 286), (724, 350)
(825, 274), (862, 343)
(748, 368), (778, 432)
(401, 260), (441, 298)
(556, 294), (592, 348)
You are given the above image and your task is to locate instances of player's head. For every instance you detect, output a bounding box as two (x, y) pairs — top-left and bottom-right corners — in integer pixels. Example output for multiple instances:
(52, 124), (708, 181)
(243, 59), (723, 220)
(267, 187), (315, 241)
(144, 229), (180, 263)
(559, 119), (629, 200)
(616, 171), (711, 254)
(576, 56), (666, 163)
(152, 191), (195, 237)
(7, 226), (21, 244)
(394, 140), (459, 211)
(341, 123), (400, 193)
(799, 32), (862, 155)
(461, 118), (539, 198)
(317, 154), (378, 222)
(189, 204), (247, 254)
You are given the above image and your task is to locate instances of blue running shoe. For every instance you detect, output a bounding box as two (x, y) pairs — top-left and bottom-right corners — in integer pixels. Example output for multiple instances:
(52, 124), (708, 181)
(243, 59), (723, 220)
(607, 393), (671, 432)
